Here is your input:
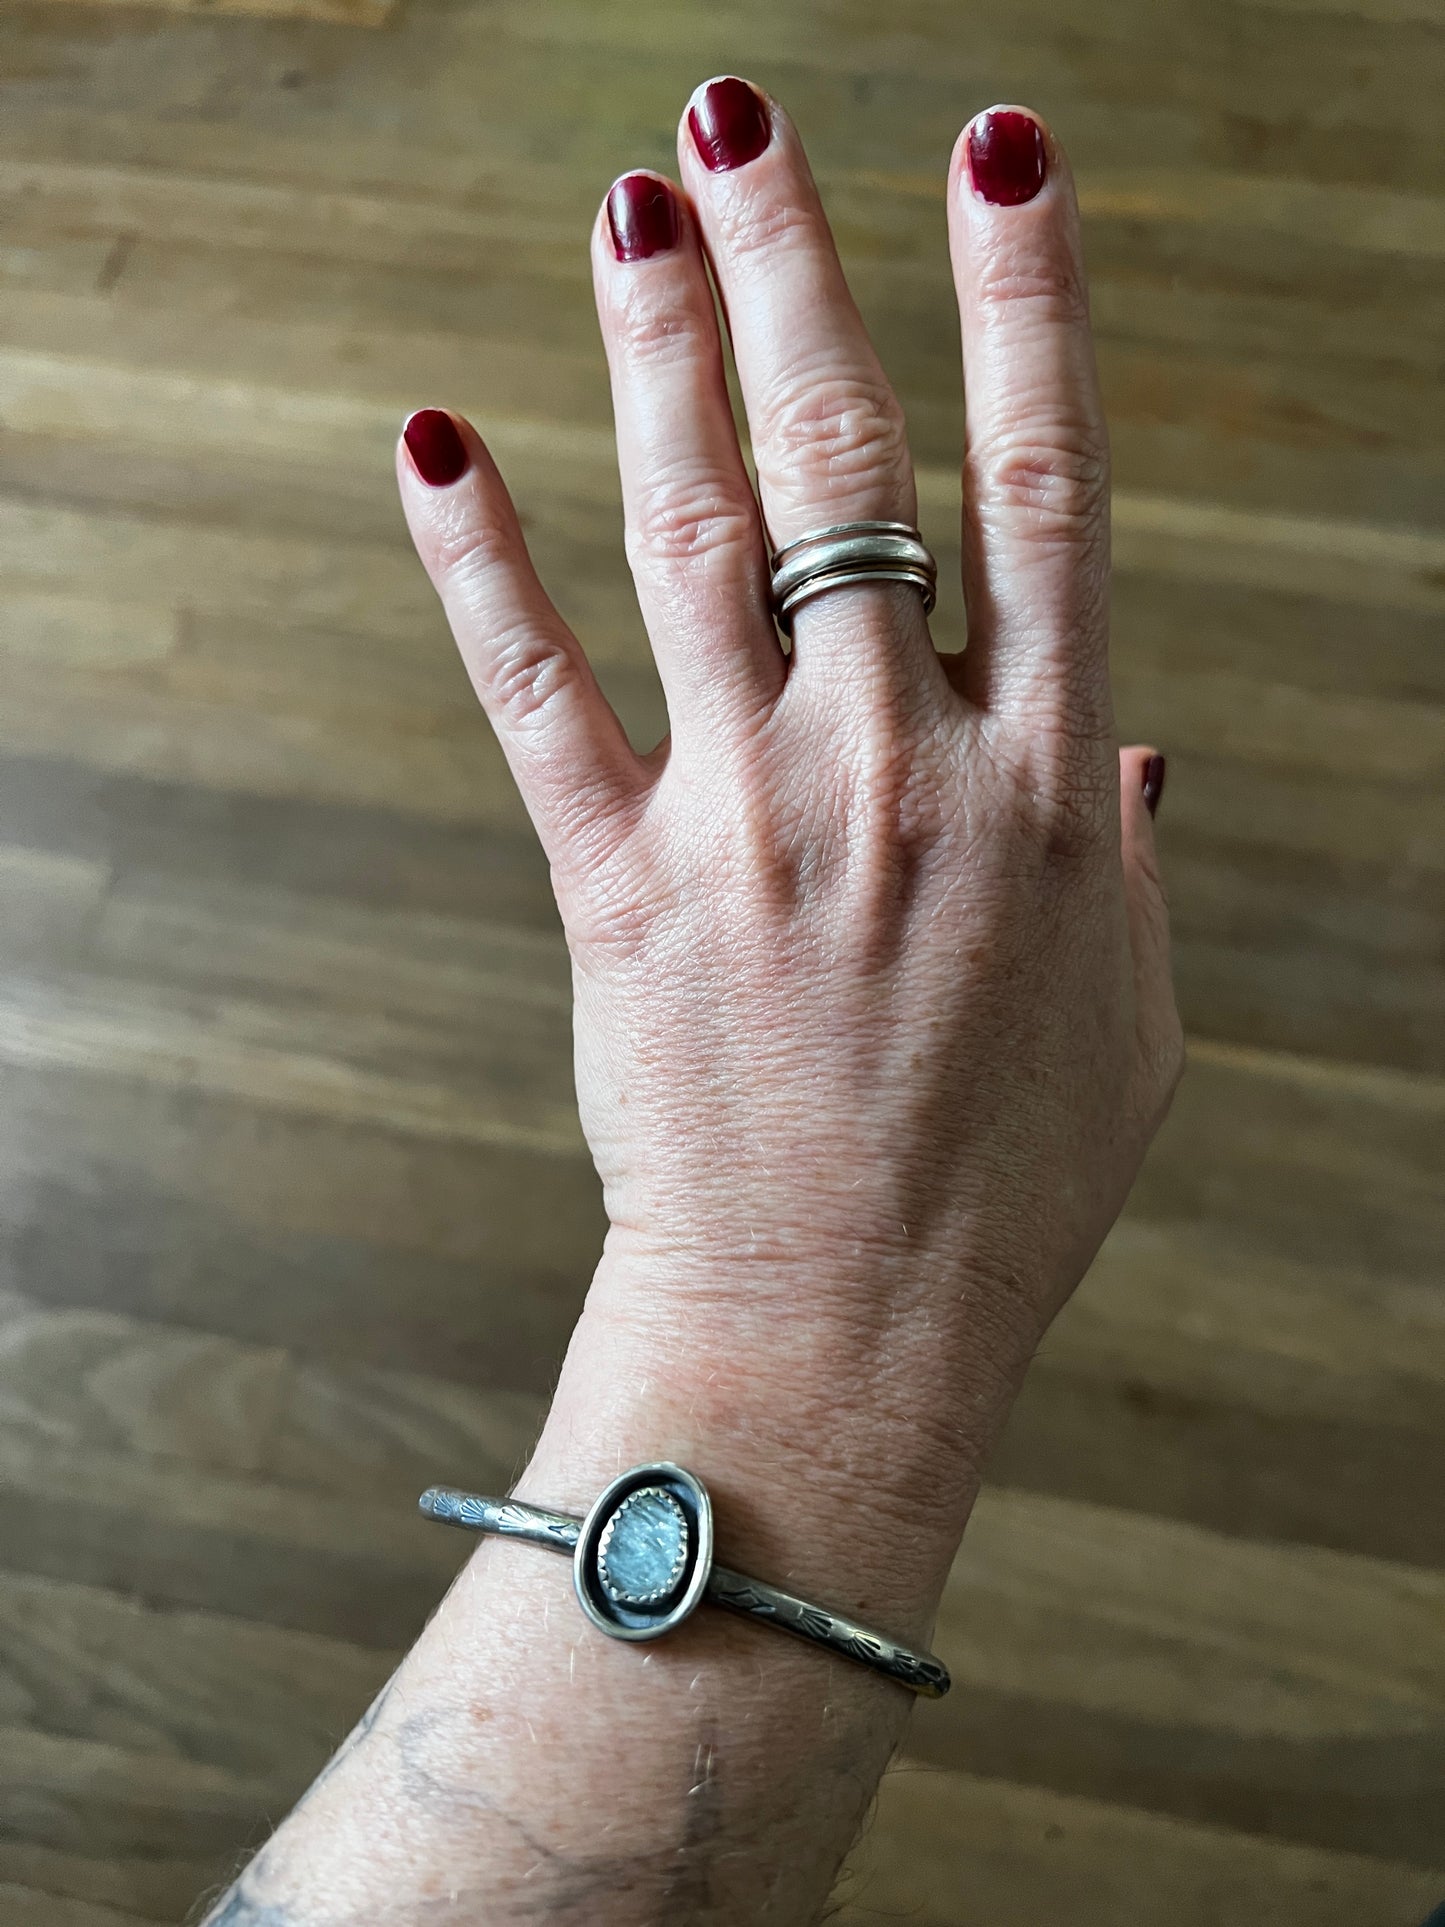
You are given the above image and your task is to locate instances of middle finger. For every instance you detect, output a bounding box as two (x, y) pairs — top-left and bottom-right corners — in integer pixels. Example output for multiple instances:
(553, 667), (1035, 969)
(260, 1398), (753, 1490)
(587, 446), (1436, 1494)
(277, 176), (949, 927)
(679, 77), (948, 698)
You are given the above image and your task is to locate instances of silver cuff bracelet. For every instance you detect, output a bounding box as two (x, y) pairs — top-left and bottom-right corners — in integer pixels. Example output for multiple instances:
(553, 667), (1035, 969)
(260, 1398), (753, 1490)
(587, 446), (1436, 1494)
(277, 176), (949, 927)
(420, 1460), (950, 1699)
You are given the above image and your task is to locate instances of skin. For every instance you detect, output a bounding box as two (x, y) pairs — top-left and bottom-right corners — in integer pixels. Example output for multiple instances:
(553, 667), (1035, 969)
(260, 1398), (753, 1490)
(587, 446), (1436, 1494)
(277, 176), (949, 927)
(199, 80), (1182, 1927)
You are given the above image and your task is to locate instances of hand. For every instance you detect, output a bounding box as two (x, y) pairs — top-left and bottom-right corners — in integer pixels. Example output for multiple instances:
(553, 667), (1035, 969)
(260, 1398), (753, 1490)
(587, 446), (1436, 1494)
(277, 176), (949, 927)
(195, 84), (1189, 1927)
(398, 84), (1182, 1541)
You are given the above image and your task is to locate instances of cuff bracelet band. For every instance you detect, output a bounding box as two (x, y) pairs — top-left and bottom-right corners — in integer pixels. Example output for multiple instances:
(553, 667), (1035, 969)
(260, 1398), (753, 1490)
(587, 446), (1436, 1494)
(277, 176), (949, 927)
(420, 1460), (951, 1699)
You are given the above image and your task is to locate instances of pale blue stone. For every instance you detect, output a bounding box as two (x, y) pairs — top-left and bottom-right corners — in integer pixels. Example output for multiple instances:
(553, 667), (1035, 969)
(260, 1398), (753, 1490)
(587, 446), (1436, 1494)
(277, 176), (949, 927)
(599, 1487), (688, 1605)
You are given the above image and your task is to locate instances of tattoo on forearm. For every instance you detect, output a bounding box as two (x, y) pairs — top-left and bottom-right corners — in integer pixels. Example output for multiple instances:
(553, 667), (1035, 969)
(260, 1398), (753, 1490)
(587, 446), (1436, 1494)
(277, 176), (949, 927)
(291, 1669), (399, 1815)
(194, 1689), (863, 1924)
(194, 1671), (399, 1926)
(198, 1896), (294, 1927)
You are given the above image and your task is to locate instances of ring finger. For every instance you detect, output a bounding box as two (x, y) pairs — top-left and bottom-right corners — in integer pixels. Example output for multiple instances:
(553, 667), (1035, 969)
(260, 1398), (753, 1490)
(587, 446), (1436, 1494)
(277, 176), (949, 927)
(678, 77), (947, 697)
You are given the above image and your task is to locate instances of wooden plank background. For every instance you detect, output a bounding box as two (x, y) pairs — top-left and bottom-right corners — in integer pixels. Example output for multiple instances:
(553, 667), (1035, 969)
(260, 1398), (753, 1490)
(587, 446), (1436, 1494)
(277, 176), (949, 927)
(0, 1), (1442, 1921)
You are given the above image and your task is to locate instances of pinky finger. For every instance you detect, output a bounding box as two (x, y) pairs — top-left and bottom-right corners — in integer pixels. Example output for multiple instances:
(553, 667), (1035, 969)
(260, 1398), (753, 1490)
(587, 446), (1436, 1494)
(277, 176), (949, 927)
(1119, 745), (1185, 1103)
(397, 409), (645, 870)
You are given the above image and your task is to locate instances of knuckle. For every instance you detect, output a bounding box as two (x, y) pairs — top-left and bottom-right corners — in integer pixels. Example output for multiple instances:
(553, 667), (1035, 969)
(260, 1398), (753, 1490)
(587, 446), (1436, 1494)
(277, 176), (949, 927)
(759, 365), (910, 497)
(979, 419), (1110, 544)
(474, 620), (577, 725)
(613, 288), (712, 373)
(627, 472), (760, 569)
(720, 193), (815, 270)
(976, 245), (1092, 332)
(433, 512), (516, 588)
(431, 513), (582, 727)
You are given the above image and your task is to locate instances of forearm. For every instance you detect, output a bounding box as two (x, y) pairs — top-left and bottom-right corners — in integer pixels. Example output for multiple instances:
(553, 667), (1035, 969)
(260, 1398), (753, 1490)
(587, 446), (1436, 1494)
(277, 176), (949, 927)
(205, 1240), (1034, 1925)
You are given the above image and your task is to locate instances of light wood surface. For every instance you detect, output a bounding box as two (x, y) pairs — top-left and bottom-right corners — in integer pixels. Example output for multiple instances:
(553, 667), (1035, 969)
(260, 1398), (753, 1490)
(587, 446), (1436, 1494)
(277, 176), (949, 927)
(0, 1), (1442, 1921)
(30, 0), (396, 25)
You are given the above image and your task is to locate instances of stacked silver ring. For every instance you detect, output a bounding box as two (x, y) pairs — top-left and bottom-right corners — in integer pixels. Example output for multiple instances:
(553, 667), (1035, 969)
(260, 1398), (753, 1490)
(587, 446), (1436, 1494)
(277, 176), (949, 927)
(769, 519), (937, 635)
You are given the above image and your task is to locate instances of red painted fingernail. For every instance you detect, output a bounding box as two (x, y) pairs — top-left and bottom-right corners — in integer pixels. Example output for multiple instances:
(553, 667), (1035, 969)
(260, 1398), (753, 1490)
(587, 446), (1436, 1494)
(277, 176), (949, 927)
(966, 109), (1048, 207)
(688, 77), (770, 173)
(607, 173), (681, 262)
(1142, 754), (1167, 817)
(403, 409), (469, 487)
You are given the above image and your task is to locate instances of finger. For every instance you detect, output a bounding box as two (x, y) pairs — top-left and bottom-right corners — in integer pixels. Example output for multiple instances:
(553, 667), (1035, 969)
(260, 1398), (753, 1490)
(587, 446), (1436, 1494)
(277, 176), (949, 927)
(679, 77), (945, 693)
(591, 170), (783, 735)
(397, 409), (644, 869)
(947, 107), (1113, 739)
(1119, 745), (1182, 1089)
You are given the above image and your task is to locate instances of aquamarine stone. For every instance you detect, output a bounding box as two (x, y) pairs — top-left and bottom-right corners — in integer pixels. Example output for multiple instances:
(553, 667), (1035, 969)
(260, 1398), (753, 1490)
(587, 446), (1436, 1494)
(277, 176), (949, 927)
(599, 1486), (688, 1606)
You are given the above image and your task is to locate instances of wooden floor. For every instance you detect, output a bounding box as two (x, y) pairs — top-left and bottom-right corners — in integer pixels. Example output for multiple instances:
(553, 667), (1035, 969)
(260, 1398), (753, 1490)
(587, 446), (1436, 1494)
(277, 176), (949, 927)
(0, 1), (1443, 1922)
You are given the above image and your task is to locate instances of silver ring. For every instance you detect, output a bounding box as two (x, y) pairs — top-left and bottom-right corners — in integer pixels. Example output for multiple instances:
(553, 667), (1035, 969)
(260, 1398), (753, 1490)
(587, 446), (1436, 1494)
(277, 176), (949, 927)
(769, 519), (938, 636)
(420, 1462), (950, 1699)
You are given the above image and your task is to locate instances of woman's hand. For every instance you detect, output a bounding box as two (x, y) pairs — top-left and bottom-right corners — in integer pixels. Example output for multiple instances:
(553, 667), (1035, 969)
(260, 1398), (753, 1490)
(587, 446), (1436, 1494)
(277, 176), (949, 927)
(198, 83), (1184, 1927)
(399, 82), (1181, 1500)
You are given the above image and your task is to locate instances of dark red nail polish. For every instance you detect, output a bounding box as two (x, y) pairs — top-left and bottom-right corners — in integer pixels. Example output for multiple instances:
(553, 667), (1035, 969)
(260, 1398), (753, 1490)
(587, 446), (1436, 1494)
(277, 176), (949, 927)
(1142, 754), (1167, 817)
(403, 409), (469, 487)
(966, 109), (1048, 207)
(688, 77), (770, 173)
(607, 173), (681, 262)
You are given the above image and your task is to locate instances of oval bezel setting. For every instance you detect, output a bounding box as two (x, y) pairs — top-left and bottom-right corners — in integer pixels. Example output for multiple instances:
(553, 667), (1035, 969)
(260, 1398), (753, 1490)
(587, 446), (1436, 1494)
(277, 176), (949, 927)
(573, 1462), (713, 1642)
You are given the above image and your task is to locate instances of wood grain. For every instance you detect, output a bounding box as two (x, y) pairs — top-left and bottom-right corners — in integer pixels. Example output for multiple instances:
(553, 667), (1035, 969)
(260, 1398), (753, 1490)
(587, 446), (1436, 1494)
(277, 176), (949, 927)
(0, 0), (1441, 1919)
(0, 1886), (163, 1927)
(832, 1766), (1445, 1927)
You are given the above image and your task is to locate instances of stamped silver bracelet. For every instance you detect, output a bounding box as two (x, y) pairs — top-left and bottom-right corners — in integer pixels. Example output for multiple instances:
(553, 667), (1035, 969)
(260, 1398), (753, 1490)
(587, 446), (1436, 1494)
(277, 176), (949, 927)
(420, 1460), (950, 1699)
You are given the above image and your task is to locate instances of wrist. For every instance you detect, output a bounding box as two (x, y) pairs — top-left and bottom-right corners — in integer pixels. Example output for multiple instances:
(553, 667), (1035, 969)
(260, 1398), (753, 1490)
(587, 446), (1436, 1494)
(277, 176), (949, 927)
(227, 1243), (1021, 1927)
(517, 1239), (1034, 1638)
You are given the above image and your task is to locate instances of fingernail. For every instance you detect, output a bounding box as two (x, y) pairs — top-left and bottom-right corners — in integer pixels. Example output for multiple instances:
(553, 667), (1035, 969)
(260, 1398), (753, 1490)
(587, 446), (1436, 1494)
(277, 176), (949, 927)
(403, 409), (469, 488)
(607, 172), (681, 262)
(1142, 754), (1167, 817)
(966, 109), (1048, 207)
(688, 77), (770, 173)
